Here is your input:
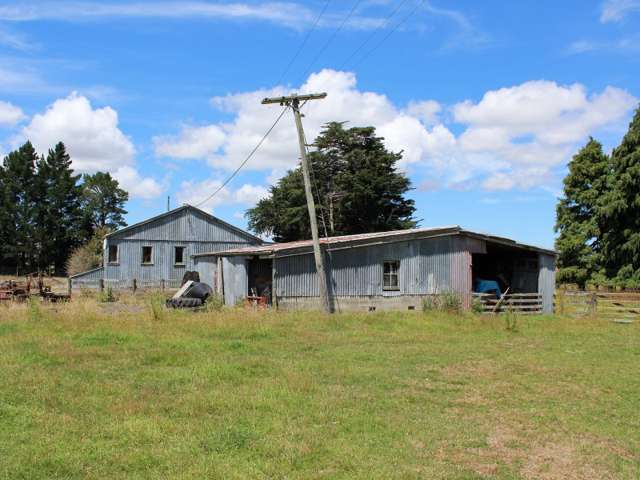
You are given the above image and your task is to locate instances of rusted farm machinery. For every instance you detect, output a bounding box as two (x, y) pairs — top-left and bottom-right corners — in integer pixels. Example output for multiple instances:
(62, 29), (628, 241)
(0, 274), (70, 303)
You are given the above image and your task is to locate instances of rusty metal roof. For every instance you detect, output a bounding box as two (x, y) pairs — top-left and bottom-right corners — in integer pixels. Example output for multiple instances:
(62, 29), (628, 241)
(192, 225), (557, 258)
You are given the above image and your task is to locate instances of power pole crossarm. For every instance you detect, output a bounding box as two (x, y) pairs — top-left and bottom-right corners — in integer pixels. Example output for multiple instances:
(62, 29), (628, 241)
(262, 92), (332, 314)
(261, 93), (327, 105)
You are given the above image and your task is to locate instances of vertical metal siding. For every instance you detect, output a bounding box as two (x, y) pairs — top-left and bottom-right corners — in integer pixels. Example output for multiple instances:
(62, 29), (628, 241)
(103, 208), (259, 282)
(222, 256), (248, 306)
(110, 208), (257, 242)
(538, 253), (556, 313)
(274, 236), (459, 298)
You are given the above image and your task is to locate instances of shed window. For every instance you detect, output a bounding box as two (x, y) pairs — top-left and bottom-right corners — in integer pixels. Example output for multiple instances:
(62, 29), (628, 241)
(174, 246), (185, 265)
(383, 261), (400, 290)
(107, 245), (118, 264)
(141, 246), (153, 265)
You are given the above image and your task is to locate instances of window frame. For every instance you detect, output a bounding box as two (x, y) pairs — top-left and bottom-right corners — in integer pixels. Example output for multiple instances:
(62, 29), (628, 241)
(141, 245), (154, 265)
(382, 260), (400, 291)
(174, 246), (186, 266)
(107, 245), (119, 265)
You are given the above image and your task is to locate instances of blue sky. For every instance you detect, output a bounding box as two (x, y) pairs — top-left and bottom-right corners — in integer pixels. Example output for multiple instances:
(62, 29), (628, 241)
(0, 0), (638, 248)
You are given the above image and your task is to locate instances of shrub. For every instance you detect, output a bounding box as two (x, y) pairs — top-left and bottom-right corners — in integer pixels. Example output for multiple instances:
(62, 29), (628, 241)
(97, 287), (117, 303)
(65, 226), (112, 275)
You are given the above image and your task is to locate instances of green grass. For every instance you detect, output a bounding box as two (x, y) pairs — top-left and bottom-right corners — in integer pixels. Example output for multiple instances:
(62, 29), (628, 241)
(0, 299), (639, 479)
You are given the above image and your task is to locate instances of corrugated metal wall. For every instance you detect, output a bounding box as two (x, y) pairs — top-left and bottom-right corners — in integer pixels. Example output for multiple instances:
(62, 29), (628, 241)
(274, 236), (468, 298)
(103, 208), (259, 282)
(108, 208), (257, 243)
(538, 253), (556, 313)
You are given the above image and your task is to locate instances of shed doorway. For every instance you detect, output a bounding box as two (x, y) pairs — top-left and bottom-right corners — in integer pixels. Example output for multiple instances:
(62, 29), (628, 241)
(472, 243), (539, 296)
(248, 257), (273, 305)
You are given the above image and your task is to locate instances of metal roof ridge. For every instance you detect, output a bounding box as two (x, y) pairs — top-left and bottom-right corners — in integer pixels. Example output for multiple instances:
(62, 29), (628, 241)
(104, 204), (263, 243)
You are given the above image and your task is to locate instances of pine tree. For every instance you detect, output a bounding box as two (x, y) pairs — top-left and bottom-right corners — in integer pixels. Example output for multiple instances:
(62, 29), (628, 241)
(247, 122), (416, 241)
(80, 172), (128, 236)
(38, 143), (83, 274)
(1, 142), (39, 274)
(554, 138), (610, 287)
(600, 106), (640, 287)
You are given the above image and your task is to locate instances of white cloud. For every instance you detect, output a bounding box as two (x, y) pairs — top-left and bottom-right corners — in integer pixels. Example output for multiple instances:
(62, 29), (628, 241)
(600, 0), (640, 22)
(175, 179), (269, 211)
(21, 92), (163, 199)
(113, 166), (164, 200)
(23, 92), (135, 172)
(157, 71), (637, 193)
(154, 124), (226, 159)
(452, 81), (636, 188)
(406, 100), (441, 126)
(234, 183), (270, 204)
(0, 100), (25, 126)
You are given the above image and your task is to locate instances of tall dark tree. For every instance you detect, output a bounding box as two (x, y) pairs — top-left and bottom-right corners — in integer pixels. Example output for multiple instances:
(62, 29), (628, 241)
(0, 142), (39, 273)
(37, 143), (83, 273)
(554, 138), (610, 287)
(80, 172), (128, 236)
(600, 107), (640, 286)
(247, 122), (416, 241)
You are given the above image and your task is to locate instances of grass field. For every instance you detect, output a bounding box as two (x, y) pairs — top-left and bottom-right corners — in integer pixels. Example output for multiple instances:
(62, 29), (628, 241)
(0, 298), (639, 479)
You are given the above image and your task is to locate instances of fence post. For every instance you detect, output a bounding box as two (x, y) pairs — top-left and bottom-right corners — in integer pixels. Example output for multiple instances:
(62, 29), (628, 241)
(160, 279), (165, 292)
(132, 278), (137, 294)
(99, 278), (104, 293)
(590, 292), (597, 318)
(67, 277), (72, 296)
(557, 289), (564, 315)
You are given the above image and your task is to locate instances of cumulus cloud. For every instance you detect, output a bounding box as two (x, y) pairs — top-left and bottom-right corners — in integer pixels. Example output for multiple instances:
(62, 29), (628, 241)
(452, 80), (636, 187)
(154, 124), (226, 159)
(113, 166), (164, 200)
(175, 178), (269, 211)
(0, 100), (25, 125)
(600, 0), (640, 22)
(21, 92), (163, 198)
(156, 70), (637, 193)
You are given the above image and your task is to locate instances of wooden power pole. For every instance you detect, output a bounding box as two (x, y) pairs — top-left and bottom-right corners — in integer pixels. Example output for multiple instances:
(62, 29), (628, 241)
(261, 93), (331, 313)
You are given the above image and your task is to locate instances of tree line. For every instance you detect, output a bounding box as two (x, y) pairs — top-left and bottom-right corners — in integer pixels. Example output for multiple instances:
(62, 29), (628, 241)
(556, 106), (640, 288)
(0, 141), (129, 276)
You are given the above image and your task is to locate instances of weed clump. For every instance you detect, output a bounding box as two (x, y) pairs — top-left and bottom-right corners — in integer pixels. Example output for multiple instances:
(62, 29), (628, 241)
(148, 293), (167, 321)
(422, 292), (462, 313)
(504, 310), (518, 332)
(204, 294), (224, 312)
(97, 287), (117, 303)
(471, 297), (485, 314)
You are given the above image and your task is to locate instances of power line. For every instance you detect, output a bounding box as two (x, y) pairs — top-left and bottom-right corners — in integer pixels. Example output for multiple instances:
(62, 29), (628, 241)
(297, 0), (363, 84)
(275, 0), (331, 87)
(194, 106), (289, 208)
(351, 0), (424, 69)
(336, 0), (411, 72)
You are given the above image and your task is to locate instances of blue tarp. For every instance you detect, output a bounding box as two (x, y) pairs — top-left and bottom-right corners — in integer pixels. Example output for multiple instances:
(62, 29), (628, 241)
(474, 279), (501, 298)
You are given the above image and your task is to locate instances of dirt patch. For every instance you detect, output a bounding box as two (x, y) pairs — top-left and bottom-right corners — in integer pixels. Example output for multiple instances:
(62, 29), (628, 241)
(440, 422), (622, 479)
(441, 359), (500, 380)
